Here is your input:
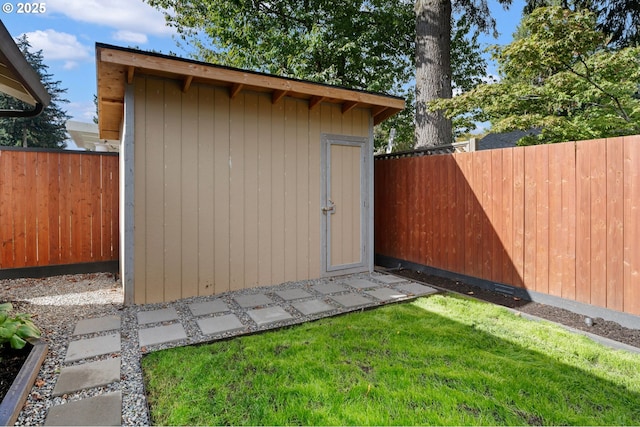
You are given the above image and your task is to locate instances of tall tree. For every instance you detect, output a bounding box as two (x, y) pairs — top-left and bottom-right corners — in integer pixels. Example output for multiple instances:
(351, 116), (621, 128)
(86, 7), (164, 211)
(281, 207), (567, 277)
(145, 0), (490, 151)
(0, 35), (70, 148)
(431, 7), (640, 144)
(415, 0), (452, 148)
(413, 0), (511, 148)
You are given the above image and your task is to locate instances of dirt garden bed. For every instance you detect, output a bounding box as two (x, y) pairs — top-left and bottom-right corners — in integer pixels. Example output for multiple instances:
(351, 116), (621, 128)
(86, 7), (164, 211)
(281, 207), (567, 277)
(394, 268), (640, 349)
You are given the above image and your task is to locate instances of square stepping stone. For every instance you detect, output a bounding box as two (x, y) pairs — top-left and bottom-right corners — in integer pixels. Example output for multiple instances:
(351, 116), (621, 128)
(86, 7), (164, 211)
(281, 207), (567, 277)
(330, 293), (373, 309)
(311, 282), (347, 295)
(234, 293), (273, 308)
(197, 314), (245, 336)
(343, 278), (379, 289)
(188, 299), (229, 316)
(65, 333), (120, 363)
(53, 357), (121, 396)
(366, 288), (407, 302)
(247, 306), (293, 326)
(374, 274), (408, 284)
(395, 282), (438, 297)
(73, 315), (120, 335)
(139, 323), (187, 348)
(291, 299), (335, 316)
(137, 307), (179, 325)
(274, 288), (313, 301)
(44, 391), (121, 426)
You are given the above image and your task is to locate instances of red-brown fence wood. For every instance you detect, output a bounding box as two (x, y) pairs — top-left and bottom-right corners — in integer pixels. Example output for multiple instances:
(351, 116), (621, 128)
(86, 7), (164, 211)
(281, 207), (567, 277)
(0, 149), (119, 269)
(374, 135), (640, 316)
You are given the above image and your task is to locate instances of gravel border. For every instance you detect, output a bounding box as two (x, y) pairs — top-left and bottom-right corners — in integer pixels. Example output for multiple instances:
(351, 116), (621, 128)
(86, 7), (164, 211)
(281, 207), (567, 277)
(3, 272), (418, 426)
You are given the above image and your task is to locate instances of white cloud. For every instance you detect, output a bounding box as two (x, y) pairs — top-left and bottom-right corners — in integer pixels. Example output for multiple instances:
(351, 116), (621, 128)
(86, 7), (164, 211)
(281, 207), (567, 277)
(67, 101), (97, 122)
(113, 30), (148, 45)
(46, 0), (173, 41)
(22, 30), (91, 64)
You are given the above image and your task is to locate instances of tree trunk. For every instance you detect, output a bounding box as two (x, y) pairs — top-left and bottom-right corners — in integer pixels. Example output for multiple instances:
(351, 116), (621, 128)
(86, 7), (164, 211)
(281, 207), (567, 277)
(415, 0), (453, 148)
(22, 125), (27, 147)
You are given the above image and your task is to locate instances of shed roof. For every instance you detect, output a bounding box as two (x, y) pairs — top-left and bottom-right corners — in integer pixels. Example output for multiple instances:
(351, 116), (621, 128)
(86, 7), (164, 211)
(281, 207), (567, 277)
(96, 43), (405, 140)
(0, 20), (50, 115)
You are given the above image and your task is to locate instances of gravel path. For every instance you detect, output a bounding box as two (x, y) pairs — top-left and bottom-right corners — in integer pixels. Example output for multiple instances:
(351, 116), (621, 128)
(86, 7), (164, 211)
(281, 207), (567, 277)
(3, 273), (124, 426)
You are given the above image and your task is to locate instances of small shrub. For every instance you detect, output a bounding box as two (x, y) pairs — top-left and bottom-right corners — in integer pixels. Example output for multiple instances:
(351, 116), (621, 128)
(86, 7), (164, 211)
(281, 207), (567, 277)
(0, 302), (41, 350)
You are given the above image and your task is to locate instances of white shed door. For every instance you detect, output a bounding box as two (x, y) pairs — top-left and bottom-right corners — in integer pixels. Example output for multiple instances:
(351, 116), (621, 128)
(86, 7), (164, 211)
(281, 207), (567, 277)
(321, 134), (368, 275)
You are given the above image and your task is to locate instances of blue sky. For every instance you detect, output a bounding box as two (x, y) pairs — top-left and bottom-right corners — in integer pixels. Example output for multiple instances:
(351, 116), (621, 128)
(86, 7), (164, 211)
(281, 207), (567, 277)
(2, 0), (525, 125)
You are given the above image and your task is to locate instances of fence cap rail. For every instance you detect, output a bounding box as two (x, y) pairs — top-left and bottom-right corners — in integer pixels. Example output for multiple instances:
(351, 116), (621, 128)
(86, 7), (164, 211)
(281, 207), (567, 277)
(0, 146), (119, 156)
(375, 144), (457, 160)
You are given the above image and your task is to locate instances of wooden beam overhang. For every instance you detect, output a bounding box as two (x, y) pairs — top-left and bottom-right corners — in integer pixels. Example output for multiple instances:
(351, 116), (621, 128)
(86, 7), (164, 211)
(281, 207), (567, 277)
(272, 89), (288, 104)
(341, 100), (359, 114)
(126, 66), (135, 84)
(182, 75), (193, 93)
(309, 95), (325, 110)
(230, 83), (244, 99)
(96, 43), (405, 140)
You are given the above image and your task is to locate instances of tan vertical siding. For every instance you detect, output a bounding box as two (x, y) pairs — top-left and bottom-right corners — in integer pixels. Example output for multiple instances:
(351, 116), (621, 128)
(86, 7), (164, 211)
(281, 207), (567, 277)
(197, 85), (215, 295)
(133, 75), (370, 303)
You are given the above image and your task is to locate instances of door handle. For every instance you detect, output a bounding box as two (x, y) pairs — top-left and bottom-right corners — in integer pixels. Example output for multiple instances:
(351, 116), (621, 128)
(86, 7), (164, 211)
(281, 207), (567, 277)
(322, 199), (336, 214)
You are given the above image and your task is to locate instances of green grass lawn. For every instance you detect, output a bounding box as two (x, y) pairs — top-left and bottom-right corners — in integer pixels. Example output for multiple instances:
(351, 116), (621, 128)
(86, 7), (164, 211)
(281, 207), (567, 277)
(142, 294), (640, 425)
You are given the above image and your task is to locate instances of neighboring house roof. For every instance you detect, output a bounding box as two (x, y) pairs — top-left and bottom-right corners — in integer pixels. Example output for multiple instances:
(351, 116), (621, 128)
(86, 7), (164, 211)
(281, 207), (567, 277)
(478, 129), (541, 150)
(66, 120), (120, 152)
(0, 20), (50, 117)
(96, 43), (405, 141)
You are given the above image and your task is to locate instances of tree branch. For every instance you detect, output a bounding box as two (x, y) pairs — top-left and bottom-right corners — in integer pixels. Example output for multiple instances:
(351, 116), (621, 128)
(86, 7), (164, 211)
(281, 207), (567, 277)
(564, 57), (632, 122)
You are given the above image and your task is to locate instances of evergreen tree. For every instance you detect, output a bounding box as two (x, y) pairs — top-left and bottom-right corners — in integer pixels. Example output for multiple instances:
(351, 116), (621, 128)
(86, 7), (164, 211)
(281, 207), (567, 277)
(0, 35), (70, 149)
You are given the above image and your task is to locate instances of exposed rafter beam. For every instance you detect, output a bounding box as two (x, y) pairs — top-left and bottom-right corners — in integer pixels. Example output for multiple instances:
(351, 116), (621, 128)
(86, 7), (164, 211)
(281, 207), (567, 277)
(309, 95), (325, 110)
(341, 100), (358, 114)
(182, 75), (193, 93)
(127, 66), (135, 84)
(230, 83), (243, 98)
(272, 89), (288, 104)
(371, 105), (388, 117)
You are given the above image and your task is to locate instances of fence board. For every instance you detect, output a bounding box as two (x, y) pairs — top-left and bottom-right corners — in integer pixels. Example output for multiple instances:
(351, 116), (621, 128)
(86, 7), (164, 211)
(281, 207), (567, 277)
(523, 147), (537, 290)
(35, 152), (50, 265)
(0, 149), (119, 270)
(25, 153), (37, 265)
(623, 136), (640, 315)
(0, 152), (13, 266)
(490, 149), (502, 284)
(606, 137), (624, 311)
(534, 145), (549, 295)
(512, 147), (525, 288)
(590, 139), (607, 307)
(374, 135), (640, 316)
(47, 153), (60, 263)
(561, 142), (577, 300)
(548, 144), (563, 297)
(500, 149), (514, 286)
(12, 152), (26, 267)
(575, 141), (592, 303)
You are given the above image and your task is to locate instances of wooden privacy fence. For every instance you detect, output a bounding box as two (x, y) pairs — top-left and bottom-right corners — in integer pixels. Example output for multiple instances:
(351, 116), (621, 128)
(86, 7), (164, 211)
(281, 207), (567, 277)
(375, 136), (640, 316)
(0, 148), (119, 270)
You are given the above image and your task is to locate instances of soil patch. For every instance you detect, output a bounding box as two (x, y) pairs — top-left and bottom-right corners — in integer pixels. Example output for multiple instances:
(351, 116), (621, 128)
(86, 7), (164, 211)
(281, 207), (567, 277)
(0, 343), (32, 403)
(394, 269), (640, 349)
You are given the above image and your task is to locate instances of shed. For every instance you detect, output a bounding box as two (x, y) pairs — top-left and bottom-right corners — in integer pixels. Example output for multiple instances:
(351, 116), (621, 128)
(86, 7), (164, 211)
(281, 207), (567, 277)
(96, 43), (404, 305)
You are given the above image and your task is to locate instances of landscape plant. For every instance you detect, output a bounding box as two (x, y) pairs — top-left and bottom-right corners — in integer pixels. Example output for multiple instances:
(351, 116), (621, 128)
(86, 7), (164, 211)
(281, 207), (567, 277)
(0, 302), (41, 350)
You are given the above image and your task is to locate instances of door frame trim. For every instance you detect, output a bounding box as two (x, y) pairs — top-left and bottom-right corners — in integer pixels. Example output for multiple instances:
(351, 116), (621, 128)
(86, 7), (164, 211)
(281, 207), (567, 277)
(320, 133), (371, 277)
